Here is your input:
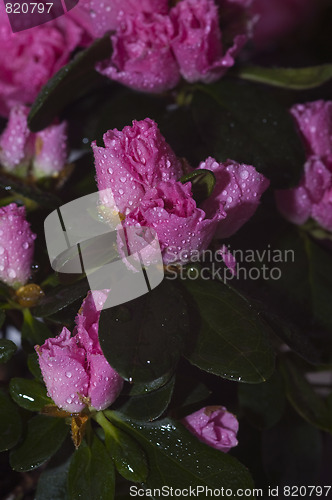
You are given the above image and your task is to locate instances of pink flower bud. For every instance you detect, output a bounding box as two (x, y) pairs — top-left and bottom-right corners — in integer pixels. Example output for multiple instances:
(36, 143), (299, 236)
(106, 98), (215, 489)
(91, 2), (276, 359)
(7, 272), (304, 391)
(33, 122), (68, 177)
(275, 157), (332, 232)
(0, 203), (36, 288)
(93, 118), (183, 214)
(182, 406), (239, 452)
(170, 0), (247, 83)
(96, 13), (180, 93)
(36, 291), (124, 413)
(0, 106), (34, 172)
(69, 0), (169, 38)
(0, 7), (83, 116)
(123, 180), (225, 264)
(198, 157), (269, 238)
(0, 105), (68, 177)
(291, 101), (332, 161)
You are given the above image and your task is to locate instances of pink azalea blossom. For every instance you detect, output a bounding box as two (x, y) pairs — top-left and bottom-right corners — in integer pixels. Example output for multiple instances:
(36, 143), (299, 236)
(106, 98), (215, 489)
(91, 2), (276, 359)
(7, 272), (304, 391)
(170, 0), (247, 83)
(291, 101), (332, 161)
(93, 118), (183, 215)
(0, 203), (36, 288)
(0, 6), (83, 116)
(96, 12), (180, 93)
(182, 406), (239, 452)
(198, 157), (269, 238)
(69, 0), (169, 38)
(36, 291), (124, 413)
(123, 180), (225, 264)
(275, 157), (332, 232)
(0, 105), (68, 177)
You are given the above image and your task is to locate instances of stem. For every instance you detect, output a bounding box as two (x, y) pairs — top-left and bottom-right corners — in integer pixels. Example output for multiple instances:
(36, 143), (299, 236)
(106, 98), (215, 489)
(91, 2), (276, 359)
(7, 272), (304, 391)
(93, 411), (118, 441)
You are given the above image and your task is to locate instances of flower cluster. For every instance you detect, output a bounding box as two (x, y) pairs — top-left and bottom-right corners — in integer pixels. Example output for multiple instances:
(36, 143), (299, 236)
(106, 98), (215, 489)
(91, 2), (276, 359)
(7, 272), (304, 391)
(0, 5), (83, 116)
(72, 0), (249, 93)
(93, 118), (269, 264)
(0, 105), (68, 177)
(276, 101), (332, 232)
(0, 203), (36, 288)
(36, 291), (124, 413)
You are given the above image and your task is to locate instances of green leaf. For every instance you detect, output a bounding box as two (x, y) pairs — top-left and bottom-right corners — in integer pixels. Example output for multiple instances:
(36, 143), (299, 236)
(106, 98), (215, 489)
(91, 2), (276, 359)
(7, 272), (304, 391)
(0, 308), (5, 328)
(68, 436), (115, 500)
(96, 412), (148, 483)
(32, 279), (90, 318)
(238, 371), (285, 429)
(27, 352), (43, 381)
(108, 412), (255, 496)
(28, 34), (112, 132)
(191, 79), (305, 187)
(22, 308), (53, 344)
(36, 460), (70, 500)
(0, 390), (22, 452)
(10, 415), (69, 471)
(0, 172), (61, 209)
(183, 278), (275, 383)
(262, 412), (322, 486)
(99, 280), (189, 384)
(117, 377), (175, 421)
(280, 357), (332, 433)
(180, 169), (216, 204)
(9, 378), (52, 412)
(236, 64), (332, 90)
(0, 338), (17, 363)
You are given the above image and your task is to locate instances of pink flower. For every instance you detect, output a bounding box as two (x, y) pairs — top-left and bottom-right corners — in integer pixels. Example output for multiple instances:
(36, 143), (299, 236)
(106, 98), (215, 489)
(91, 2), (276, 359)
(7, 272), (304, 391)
(69, 0), (169, 38)
(123, 180), (225, 264)
(0, 7), (83, 116)
(96, 12), (180, 93)
(198, 157), (269, 238)
(182, 406), (239, 452)
(0, 105), (68, 177)
(0, 203), (36, 288)
(275, 157), (332, 232)
(93, 118), (183, 215)
(36, 291), (124, 413)
(170, 0), (247, 83)
(291, 101), (332, 161)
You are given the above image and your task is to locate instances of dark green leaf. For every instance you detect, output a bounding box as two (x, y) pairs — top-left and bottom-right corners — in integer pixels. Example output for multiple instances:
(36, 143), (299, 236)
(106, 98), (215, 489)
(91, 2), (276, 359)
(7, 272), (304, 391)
(32, 279), (90, 318)
(191, 79), (305, 187)
(68, 436), (115, 500)
(99, 280), (189, 384)
(0, 390), (22, 452)
(127, 373), (174, 396)
(0, 172), (61, 209)
(27, 352), (43, 381)
(108, 412), (255, 495)
(238, 371), (285, 429)
(36, 460), (70, 500)
(180, 169), (216, 204)
(0, 308), (5, 328)
(117, 377), (175, 421)
(280, 357), (332, 433)
(236, 64), (332, 90)
(183, 278), (275, 383)
(28, 34), (112, 132)
(9, 378), (52, 412)
(10, 415), (69, 471)
(22, 308), (53, 344)
(98, 415), (148, 483)
(262, 412), (322, 486)
(0, 338), (17, 363)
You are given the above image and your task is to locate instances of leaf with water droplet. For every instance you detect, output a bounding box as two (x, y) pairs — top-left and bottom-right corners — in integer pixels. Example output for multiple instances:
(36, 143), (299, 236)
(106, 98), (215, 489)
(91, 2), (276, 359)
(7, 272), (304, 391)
(0, 338), (16, 364)
(9, 378), (52, 412)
